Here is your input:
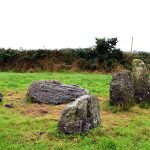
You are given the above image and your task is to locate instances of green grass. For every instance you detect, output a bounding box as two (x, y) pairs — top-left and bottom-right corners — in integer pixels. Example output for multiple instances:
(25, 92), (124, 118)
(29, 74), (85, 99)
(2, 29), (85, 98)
(0, 72), (111, 97)
(0, 72), (150, 150)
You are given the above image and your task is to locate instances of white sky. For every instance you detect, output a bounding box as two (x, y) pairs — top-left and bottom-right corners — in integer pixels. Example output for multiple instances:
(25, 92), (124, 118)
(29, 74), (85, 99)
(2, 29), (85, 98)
(0, 0), (150, 52)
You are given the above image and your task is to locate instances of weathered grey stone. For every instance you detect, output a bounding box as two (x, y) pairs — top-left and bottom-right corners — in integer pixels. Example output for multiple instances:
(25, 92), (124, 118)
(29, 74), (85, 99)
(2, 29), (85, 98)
(110, 70), (135, 110)
(132, 59), (150, 103)
(58, 95), (100, 133)
(26, 80), (89, 105)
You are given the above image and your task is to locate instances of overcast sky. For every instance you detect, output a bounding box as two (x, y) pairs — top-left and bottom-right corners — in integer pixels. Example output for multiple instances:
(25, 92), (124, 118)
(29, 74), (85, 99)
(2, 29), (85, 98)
(0, 0), (150, 52)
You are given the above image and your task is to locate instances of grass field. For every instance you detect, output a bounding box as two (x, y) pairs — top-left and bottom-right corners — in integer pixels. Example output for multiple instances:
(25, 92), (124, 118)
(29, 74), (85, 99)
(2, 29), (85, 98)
(0, 72), (150, 150)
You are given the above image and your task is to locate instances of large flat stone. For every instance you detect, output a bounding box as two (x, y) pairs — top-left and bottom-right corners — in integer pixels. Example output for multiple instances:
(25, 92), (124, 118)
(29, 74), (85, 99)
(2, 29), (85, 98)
(26, 80), (89, 105)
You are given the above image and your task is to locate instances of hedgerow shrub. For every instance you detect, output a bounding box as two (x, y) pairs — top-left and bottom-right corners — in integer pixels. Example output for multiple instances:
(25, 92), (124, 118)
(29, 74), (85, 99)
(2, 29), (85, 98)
(0, 38), (149, 72)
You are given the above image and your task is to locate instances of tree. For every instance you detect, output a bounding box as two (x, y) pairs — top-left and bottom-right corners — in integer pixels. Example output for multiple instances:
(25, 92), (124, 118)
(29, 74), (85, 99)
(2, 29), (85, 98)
(95, 37), (123, 70)
(95, 37), (119, 63)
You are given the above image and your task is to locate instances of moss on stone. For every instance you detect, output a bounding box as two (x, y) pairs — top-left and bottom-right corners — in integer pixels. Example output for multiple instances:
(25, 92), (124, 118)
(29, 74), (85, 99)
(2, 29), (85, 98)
(132, 59), (150, 103)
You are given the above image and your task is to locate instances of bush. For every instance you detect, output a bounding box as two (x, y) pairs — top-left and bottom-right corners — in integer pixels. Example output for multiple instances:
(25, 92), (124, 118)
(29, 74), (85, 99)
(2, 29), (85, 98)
(75, 58), (91, 71)
(0, 39), (149, 72)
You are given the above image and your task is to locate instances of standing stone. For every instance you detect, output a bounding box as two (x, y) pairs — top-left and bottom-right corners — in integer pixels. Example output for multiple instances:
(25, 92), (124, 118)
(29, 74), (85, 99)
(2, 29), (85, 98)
(132, 59), (150, 103)
(110, 70), (135, 110)
(26, 80), (89, 105)
(58, 95), (100, 134)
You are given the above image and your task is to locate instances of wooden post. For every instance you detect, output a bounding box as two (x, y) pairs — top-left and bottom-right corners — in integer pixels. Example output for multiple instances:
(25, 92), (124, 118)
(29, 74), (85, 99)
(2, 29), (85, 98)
(131, 37), (133, 53)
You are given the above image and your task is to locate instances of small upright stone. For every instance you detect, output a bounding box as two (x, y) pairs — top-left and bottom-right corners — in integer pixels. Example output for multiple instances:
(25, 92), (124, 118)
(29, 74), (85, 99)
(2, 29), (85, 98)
(132, 59), (150, 103)
(58, 95), (100, 134)
(110, 70), (135, 110)
(0, 93), (3, 102)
